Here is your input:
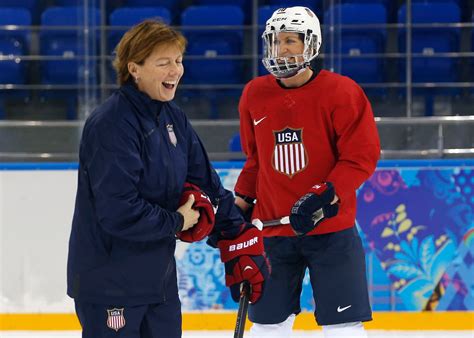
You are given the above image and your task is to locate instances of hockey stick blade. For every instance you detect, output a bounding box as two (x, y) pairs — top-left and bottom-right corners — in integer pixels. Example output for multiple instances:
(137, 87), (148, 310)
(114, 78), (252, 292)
(252, 208), (324, 228)
(234, 281), (250, 338)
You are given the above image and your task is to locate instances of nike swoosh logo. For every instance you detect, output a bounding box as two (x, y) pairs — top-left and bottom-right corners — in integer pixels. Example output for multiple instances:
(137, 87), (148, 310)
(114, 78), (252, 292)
(243, 266), (254, 271)
(253, 116), (267, 126)
(337, 305), (351, 312)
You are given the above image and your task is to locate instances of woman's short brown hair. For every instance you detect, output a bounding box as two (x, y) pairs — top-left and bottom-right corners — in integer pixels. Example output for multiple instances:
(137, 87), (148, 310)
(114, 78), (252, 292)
(113, 19), (187, 85)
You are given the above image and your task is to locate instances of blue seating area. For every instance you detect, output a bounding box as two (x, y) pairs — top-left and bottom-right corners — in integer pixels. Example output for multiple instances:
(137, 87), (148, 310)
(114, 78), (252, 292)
(0, 8), (31, 85)
(181, 5), (244, 85)
(123, 0), (177, 11)
(0, 7), (31, 119)
(194, 0), (248, 6)
(109, 6), (171, 51)
(398, 1), (462, 115)
(0, 0), (37, 10)
(257, 5), (280, 76)
(40, 6), (100, 85)
(0, 0), (472, 120)
(398, 2), (461, 84)
(39, 6), (100, 119)
(267, 0), (321, 13)
(324, 3), (387, 86)
(180, 5), (245, 118)
(229, 132), (242, 152)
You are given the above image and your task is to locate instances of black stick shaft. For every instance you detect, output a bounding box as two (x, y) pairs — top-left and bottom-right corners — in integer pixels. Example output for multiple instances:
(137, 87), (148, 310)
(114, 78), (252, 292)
(234, 282), (250, 338)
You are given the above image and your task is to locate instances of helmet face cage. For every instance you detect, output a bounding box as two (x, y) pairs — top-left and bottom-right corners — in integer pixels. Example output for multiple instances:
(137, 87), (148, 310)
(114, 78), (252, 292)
(262, 30), (319, 78)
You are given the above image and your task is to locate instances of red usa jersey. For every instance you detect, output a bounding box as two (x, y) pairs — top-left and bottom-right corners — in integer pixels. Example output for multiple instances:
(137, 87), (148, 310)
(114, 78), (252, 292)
(235, 69), (381, 237)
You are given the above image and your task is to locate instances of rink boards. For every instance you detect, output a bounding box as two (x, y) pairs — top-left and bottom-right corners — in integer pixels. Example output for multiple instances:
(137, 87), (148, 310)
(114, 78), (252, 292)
(0, 160), (473, 330)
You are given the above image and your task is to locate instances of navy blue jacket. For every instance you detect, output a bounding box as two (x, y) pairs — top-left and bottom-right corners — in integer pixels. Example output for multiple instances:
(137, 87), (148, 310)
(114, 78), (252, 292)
(67, 83), (243, 305)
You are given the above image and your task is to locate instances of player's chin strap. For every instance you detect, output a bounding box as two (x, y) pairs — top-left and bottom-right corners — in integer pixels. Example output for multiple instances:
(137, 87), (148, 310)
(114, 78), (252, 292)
(275, 62), (310, 79)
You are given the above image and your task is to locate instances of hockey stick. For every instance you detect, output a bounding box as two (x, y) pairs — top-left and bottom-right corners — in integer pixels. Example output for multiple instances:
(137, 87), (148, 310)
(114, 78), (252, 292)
(252, 208), (324, 229)
(234, 281), (251, 338)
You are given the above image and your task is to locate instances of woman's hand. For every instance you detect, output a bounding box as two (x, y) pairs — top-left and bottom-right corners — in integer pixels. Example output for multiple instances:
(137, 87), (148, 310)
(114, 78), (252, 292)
(177, 194), (200, 231)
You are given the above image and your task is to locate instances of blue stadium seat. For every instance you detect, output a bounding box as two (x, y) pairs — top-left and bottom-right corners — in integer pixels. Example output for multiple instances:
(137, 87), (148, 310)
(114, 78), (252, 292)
(193, 0), (250, 23)
(0, 0), (37, 10)
(228, 132), (242, 152)
(123, 0), (178, 20)
(124, 0), (176, 8)
(340, 0), (388, 2)
(398, 2), (461, 115)
(0, 8), (31, 84)
(471, 15), (474, 93)
(40, 6), (100, 119)
(267, 0), (321, 14)
(398, 2), (460, 83)
(324, 3), (387, 85)
(337, 0), (390, 8)
(411, 0), (464, 3)
(0, 0), (41, 24)
(0, 7), (31, 118)
(109, 7), (171, 51)
(53, 0), (116, 18)
(425, 0), (469, 18)
(257, 5), (280, 76)
(181, 5), (244, 85)
(194, 0), (247, 6)
(40, 6), (100, 84)
(54, 0), (98, 6)
(258, 5), (281, 26)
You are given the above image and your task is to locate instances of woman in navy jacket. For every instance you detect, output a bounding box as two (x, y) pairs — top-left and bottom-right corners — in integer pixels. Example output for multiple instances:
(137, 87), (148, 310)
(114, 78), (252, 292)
(67, 20), (268, 338)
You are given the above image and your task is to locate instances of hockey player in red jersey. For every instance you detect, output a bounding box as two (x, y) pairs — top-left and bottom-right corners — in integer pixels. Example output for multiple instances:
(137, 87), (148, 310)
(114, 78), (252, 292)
(234, 6), (381, 338)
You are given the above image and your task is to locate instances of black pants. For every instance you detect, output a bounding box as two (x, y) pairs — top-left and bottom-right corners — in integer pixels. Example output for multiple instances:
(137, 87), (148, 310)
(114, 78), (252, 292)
(249, 227), (373, 326)
(75, 296), (182, 338)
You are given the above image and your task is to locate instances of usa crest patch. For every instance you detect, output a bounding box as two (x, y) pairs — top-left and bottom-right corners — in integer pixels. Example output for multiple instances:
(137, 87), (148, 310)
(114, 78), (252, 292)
(106, 308), (126, 331)
(272, 127), (308, 177)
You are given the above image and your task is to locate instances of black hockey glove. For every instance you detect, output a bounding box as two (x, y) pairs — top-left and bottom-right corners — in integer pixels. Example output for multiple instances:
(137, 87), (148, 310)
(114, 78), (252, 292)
(289, 182), (339, 236)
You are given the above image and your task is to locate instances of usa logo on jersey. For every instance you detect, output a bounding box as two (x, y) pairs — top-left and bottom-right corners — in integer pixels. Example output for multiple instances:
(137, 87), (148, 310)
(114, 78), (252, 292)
(272, 127), (308, 177)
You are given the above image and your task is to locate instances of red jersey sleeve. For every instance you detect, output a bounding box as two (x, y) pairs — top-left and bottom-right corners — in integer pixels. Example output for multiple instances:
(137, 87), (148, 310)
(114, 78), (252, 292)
(326, 80), (381, 202)
(235, 82), (258, 199)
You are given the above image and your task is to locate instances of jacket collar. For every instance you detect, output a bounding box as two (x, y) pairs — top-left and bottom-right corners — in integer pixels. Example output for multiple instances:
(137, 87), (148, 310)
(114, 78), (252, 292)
(120, 81), (164, 120)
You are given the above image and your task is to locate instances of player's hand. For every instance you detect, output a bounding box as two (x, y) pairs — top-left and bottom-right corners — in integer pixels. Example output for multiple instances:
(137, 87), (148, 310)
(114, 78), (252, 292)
(217, 224), (270, 303)
(289, 182), (339, 236)
(177, 195), (200, 231)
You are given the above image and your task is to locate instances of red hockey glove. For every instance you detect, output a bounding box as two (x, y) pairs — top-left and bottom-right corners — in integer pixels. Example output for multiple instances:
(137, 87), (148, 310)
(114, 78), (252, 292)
(176, 182), (215, 242)
(289, 182), (339, 236)
(217, 225), (270, 303)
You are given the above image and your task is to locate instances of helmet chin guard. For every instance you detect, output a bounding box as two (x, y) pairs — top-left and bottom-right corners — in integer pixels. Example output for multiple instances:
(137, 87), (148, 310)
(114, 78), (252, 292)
(262, 6), (322, 79)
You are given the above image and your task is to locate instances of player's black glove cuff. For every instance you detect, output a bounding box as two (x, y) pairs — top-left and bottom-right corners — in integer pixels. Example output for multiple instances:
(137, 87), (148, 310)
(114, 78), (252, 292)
(235, 204), (254, 223)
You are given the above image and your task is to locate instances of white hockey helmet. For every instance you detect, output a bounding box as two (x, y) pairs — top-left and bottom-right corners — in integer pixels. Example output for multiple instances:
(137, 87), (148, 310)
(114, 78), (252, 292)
(262, 6), (322, 78)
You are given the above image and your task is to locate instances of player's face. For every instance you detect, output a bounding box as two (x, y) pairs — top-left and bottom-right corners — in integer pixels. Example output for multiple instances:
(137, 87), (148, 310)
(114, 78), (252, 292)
(276, 32), (304, 63)
(132, 43), (184, 102)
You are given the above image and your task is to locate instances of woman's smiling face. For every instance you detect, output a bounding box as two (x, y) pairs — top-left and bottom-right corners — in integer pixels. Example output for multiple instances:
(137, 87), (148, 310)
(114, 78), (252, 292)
(130, 43), (184, 102)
